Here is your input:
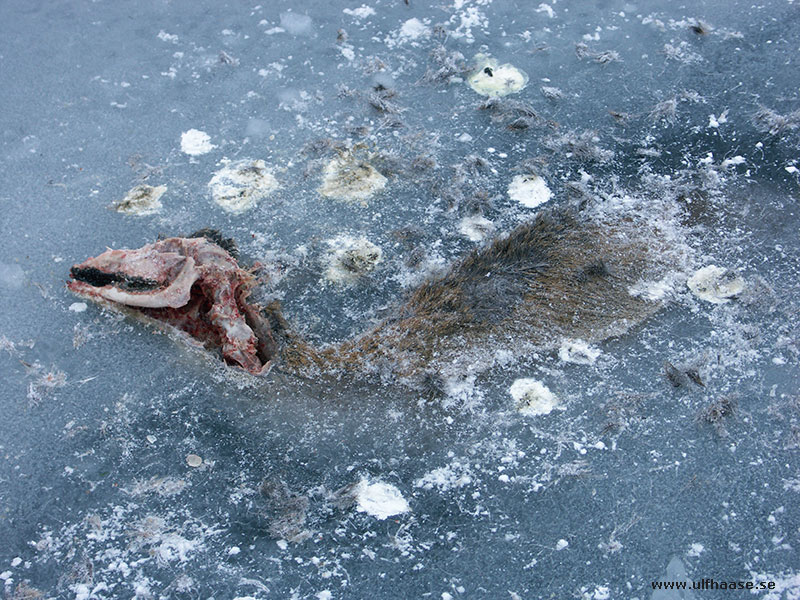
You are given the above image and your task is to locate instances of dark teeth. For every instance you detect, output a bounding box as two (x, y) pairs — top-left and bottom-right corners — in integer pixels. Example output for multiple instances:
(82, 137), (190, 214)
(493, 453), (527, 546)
(70, 266), (123, 287)
(70, 267), (160, 291)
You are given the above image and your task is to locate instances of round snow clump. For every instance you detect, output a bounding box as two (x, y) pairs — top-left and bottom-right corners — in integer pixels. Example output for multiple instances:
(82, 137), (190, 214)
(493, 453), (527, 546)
(467, 54), (529, 97)
(687, 265), (745, 304)
(208, 159), (278, 213)
(324, 235), (383, 284)
(508, 174), (552, 208)
(319, 156), (387, 204)
(354, 479), (410, 520)
(509, 379), (561, 416)
(180, 129), (216, 156)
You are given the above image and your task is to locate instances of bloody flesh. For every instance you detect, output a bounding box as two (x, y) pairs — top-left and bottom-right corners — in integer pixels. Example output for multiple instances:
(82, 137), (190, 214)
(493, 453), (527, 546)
(68, 236), (276, 375)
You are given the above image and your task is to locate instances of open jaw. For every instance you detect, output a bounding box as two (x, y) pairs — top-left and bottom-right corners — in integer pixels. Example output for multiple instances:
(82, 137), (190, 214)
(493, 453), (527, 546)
(68, 235), (280, 375)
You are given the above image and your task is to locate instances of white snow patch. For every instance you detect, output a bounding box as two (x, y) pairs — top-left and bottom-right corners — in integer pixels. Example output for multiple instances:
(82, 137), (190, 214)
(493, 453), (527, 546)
(555, 539), (569, 550)
(343, 5), (376, 19)
(468, 54), (528, 97)
(157, 30), (178, 43)
(180, 129), (215, 156)
(509, 379), (562, 416)
(415, 460), (473, 491)
(449, 5), (488, 43)
(323, 235), (383, 284)
(721, 155), (745, 169)
(507, 174), (551, 208)
(113, 184), (166, 216)
(319, 156), (387, 203)
(69, 302), (88, 313)
(207, 158), (278, 213)
(687, 265), (745, 304)
(708, 109), (728, 128)
(386, 18), (431, 47)
(354, 479), (410, 520)
(687, 542), (704, 557)
(592, 586), (610, 600)
(748, 570), (800, 600)
(558, 339), (601, 365)
(536, 3), (555, 18)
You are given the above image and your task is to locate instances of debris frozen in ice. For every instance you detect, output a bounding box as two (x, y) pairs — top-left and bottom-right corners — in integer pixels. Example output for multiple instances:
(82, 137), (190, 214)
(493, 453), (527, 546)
(558, 339), (601, 365)
(207, 159), (278, 213)
(507, 174), (552, 208)
(323, 235), (383, 284)
(541, 86), (564, 100)
(509, 379), (561, 416)
(318, 155), (387, 204)
(467, 54), (529, 97)
(354, 479), (410, 520)
(185, 454), (203, 468)
(687, 265), (745, 304)
(112, 184), (166, 216)
(180, 129), (216, 156)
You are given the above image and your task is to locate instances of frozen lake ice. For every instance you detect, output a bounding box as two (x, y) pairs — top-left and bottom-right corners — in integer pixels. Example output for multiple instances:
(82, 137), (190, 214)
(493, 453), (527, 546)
(1, 0), (799, 598)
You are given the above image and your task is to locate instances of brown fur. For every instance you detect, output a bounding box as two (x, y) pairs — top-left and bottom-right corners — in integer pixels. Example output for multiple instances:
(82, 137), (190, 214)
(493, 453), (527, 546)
(278, 208), (672, 382)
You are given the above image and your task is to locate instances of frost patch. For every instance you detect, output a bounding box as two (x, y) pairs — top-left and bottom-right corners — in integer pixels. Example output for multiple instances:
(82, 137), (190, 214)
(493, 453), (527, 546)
(0, 263), (25, 290)
(748, 569), (800, 600)
(687, 265), (745, 304)
(113, 184), (166, 216)
(180, 129), (215, 156)
(207, 158), (278, 213)
(354, 479), (410, 520)
(467, 54), (528, 97)
(628, 273), (680, 301)
(449, 5), (489, 43)
(507, 174), (551, 208)
(280, 12), (313, 36)
(509, 379), (561, 416)
(414, 460), (473, 491)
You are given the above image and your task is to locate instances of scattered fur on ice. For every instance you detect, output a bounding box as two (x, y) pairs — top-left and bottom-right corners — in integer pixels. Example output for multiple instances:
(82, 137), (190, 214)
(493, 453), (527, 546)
(544, 131), (614, 163)
(575, 43), (621, 64)
(751, 106), (800, 137)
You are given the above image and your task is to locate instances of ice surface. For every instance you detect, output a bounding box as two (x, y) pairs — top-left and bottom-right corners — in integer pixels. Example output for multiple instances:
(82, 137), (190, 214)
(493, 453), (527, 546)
(1, 0), (800, 598)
